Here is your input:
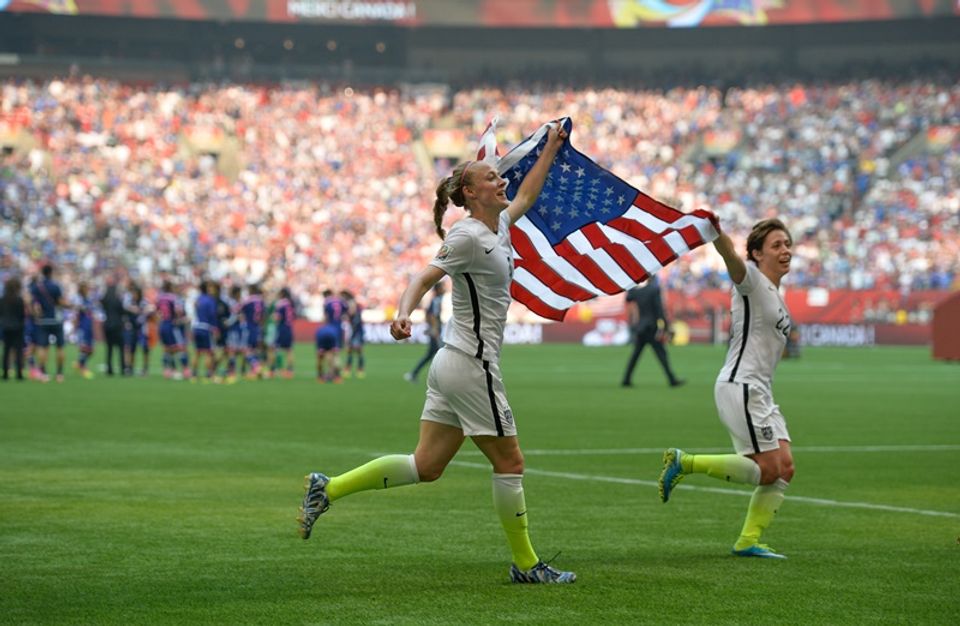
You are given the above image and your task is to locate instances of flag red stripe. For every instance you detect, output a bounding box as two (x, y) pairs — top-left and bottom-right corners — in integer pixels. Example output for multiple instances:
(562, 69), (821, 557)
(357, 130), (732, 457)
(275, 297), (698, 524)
(679, 224), (705, 248)
(607, 216), (656, 239)
(607, 218), (678, 265)
(581, 223), (649, 283)
(510, 227), (596, 301)
(510, 282), (566, 321)
(633, 191), (683, 224)
(554, 240), (621, 295)
(513, 258), (596, 301)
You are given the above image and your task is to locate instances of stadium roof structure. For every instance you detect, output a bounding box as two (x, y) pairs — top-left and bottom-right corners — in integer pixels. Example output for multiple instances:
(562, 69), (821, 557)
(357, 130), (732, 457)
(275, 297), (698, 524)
(0, 1), (958, 84)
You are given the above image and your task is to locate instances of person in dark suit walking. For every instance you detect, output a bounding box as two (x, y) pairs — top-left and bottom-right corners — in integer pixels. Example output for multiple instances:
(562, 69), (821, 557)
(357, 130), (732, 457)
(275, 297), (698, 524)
(621, 276), (684, 388)
(1, 276), (27, 381)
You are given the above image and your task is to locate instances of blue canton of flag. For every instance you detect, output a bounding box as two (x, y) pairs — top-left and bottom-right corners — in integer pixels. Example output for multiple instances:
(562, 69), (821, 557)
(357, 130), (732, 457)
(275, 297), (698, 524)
(502, 120), (637, 246)
(485, 117), (718, 321)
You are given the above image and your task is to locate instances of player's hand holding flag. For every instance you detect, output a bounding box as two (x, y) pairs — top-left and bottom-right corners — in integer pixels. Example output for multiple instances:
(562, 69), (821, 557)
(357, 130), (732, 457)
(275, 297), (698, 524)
(478, 117), (719, 320)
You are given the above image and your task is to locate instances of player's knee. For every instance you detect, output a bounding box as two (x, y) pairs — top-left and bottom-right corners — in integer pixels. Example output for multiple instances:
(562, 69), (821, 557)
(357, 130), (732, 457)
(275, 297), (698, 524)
(497, 459), (524, 475)
(758, 466), (779, 485)
(417, 465), (445, 483)
(755, 456), (780, 484)
(780, 461), (795, 482)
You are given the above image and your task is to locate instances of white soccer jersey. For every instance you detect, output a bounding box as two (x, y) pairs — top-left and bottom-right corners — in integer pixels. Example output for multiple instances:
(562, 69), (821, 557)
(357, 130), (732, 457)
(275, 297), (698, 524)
(429, 211), (513, 364)
(716, 263), (792, 390)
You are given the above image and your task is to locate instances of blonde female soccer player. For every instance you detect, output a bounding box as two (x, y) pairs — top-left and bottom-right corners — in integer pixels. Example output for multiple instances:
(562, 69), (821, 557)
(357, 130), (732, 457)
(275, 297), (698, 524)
(298, 124), (576, 584)
(659, 216), (795, 559)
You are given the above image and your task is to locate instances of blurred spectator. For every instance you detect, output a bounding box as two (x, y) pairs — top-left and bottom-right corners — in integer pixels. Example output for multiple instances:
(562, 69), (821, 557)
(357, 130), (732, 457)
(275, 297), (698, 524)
(0, 76), (957, 320)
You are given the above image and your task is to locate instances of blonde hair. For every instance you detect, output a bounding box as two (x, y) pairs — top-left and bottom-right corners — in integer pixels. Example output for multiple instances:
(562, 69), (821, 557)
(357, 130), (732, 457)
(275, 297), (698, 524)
(432, 161), (473, 240)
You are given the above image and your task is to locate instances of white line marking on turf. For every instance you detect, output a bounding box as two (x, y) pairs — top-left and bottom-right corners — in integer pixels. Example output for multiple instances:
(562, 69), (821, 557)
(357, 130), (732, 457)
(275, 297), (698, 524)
(449, 461), (960, 519)
(458, 444), (960, 457)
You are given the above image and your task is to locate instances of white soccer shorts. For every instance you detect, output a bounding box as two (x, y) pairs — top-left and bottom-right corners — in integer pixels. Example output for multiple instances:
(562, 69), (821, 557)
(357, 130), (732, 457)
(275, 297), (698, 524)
(715, 381), (790, 456)
(420, 347), (516, 437)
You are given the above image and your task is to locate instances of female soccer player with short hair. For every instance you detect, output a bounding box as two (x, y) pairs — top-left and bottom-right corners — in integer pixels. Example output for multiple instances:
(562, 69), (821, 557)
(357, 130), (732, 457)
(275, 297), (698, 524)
(298, 123), (576, 584)
(659, 216), (795, 559)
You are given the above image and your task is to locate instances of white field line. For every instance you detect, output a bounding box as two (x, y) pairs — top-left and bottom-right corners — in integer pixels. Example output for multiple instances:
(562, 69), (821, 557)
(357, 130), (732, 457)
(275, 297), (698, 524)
(458, 444), (960, 457)
(449, 461), (960, 519)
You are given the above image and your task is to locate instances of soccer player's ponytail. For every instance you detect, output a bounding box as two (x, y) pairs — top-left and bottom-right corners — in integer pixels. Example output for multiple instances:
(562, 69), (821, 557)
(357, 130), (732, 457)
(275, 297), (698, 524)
(433, 161), (473, 240)
(433, 179), (450, 240)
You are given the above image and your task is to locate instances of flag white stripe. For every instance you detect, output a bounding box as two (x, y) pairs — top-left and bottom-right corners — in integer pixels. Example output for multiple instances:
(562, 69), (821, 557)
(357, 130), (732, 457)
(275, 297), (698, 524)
(566, 231), (635, 289)
(625, 206), (716, 234)
(515, 218), (605, 297)
(512, 267), (575, 310)
(496, 121), (558, 174)
(477, 116), (500, 164)
(599, 223), (665, 274)
(623, 206), (670, 231)
(696, 219), (719, 241)
(664, 231), (690, 256)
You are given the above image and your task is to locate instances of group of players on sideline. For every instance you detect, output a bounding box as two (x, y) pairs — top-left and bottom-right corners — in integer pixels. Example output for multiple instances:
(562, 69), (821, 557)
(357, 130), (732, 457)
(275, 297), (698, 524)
(0, 264), (365, 383)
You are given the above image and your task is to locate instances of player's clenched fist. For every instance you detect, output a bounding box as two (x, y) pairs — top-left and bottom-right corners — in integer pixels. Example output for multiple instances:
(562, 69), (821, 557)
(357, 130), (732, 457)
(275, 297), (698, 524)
(390, 317), (412, 340)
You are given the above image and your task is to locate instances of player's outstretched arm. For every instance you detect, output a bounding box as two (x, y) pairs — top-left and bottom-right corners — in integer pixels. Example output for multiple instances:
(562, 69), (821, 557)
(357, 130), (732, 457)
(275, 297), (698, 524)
(709, 215), (747, 285)
(507, 124), (568, 225)
(391, 265), (447, 340)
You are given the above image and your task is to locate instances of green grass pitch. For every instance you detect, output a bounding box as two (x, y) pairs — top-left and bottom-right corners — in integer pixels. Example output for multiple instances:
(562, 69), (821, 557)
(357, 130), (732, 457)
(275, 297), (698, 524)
(2, 344), (958, 624)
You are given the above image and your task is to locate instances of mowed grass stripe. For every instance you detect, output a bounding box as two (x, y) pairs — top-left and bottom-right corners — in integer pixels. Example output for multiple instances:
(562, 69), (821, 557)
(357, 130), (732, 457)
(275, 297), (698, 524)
(1, 343), (958, 624)
(451, 460), (960, 518)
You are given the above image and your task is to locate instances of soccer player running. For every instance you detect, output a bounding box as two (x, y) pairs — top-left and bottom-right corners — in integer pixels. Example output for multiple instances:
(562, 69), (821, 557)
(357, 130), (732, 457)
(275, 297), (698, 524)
(659, 217), (795, 559)
(298, 124), (577, 584)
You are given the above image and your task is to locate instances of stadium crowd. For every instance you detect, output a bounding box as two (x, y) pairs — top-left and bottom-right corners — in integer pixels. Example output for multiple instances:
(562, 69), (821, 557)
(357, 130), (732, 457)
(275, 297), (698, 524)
(1, 74), (958, 330)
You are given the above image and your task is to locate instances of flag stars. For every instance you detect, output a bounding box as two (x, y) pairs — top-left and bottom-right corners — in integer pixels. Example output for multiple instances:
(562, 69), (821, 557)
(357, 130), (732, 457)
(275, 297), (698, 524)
(617, 195), (626, 204)
(575, 167), (586, 177)
(568, 207), (580, 219)
(560, 162), (572, 173)
(551, 221), (562, 231)
(586, 200), (596, 211)
(538, 205), (549, 216)
(604, 187), (614, 196)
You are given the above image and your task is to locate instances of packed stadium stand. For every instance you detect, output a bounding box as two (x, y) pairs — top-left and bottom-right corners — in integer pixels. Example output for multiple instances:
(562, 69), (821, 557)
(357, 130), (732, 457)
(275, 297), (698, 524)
(1, 3), (958, 321)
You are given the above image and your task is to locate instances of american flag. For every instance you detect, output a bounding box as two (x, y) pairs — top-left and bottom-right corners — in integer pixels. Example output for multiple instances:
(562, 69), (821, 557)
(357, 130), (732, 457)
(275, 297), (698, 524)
(482, 117), (718, 321)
